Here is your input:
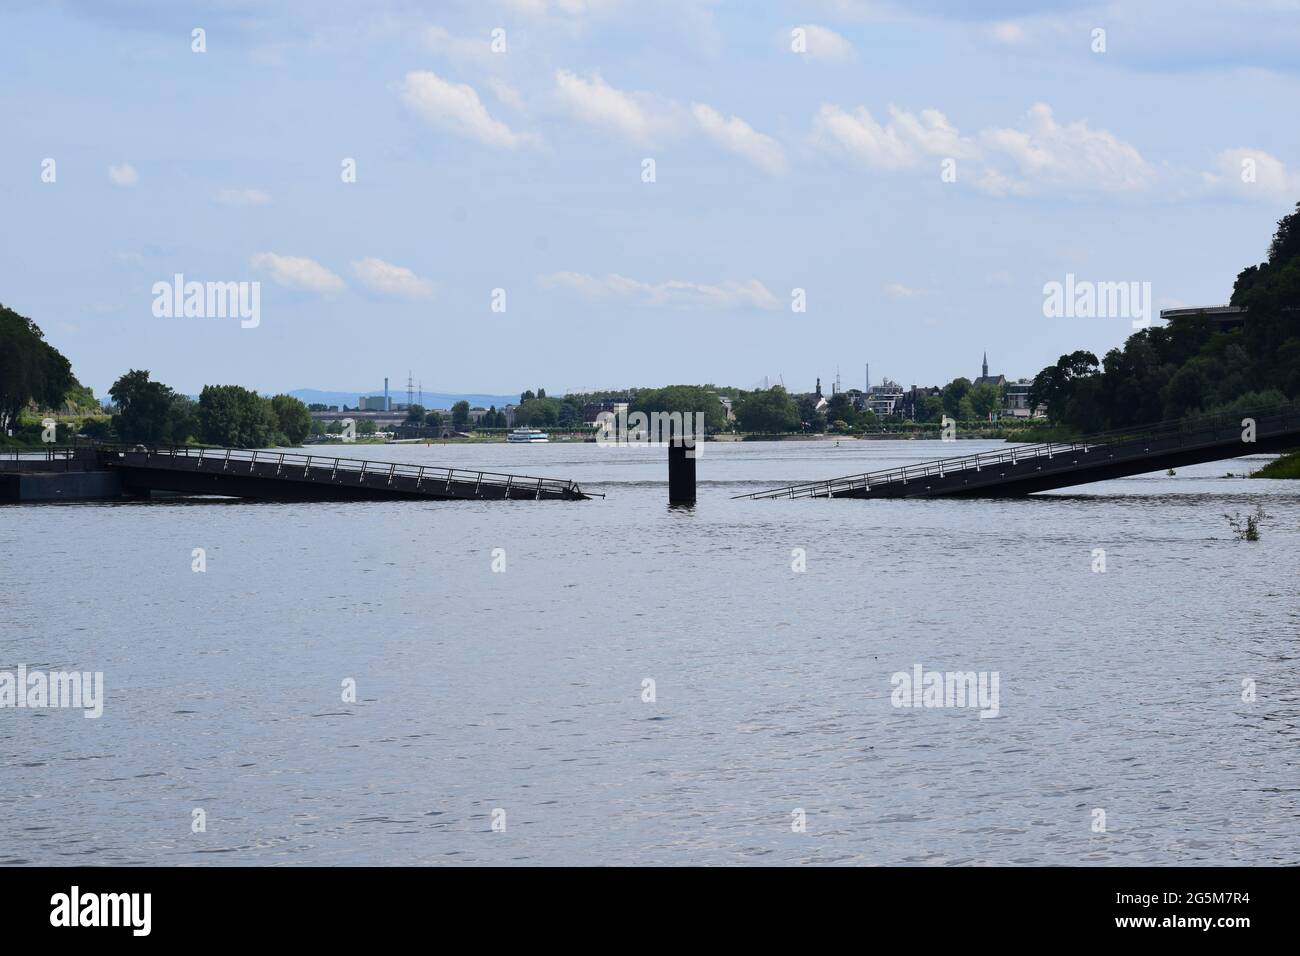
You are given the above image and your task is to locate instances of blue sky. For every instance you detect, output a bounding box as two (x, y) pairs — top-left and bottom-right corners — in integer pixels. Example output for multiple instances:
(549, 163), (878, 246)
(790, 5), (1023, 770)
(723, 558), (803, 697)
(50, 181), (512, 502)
(2, 0), (1298, 398)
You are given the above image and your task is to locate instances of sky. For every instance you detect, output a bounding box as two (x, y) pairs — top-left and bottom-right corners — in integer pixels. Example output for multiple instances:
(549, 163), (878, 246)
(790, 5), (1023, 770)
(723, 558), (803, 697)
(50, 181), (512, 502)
(2, 0), (1299, 399)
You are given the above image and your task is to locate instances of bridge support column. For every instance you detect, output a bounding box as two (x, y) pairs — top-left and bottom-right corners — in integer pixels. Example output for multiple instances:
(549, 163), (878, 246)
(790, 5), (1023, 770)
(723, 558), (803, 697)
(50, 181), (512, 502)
(668, 441), (696, 504)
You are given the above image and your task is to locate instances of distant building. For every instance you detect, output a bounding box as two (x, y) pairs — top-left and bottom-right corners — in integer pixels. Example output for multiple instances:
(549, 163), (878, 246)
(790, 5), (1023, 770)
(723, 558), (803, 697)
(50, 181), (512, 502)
(719, 397), (735, 421)
(897, 385), (941, 420)
(359, 395), (388, 411)
(1159, 305), (1247, 331)
(1002, 380), (1038, 418)
(865, 379), (905, 417)
(813, 378), (828, 411)
(581, 401), (619, 424)
(974, 352), (1007, 388)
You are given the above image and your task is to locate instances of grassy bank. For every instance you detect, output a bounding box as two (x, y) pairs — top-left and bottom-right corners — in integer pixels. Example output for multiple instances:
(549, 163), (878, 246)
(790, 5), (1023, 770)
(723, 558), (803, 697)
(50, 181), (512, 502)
(1251, 450), (1300, 478)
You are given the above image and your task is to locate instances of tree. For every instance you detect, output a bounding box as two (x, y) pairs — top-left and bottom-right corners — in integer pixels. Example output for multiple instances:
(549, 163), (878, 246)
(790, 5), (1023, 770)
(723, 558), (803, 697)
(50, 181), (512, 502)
(109, 369), (177, 444)
(270, 394), (312, 444)
(796, 394), (827, 432)
(198, 385), (281, 447)
(0, 304), (74, 431)
(513, 396), (563, 426)
(425, 410), (443, 426)
(968, 382), (1003, 419)
(1028, 351), (1099, 424)
(168, 394), (199, 444)
(451, 400), (470, 427)
(357, 419), (377, 436)
(941, 378), (972, 418)
(405, 403), (426, 423)
(630, 385), (726, 433)
(734, 386), (799, 433)
(915, 394), (944, 423)
(826, 392), (856, 425)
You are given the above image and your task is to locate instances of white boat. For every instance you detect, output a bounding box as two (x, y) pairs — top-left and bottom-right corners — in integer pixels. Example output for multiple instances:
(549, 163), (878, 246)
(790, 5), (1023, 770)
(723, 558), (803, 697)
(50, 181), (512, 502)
(507, 427), (549, 443)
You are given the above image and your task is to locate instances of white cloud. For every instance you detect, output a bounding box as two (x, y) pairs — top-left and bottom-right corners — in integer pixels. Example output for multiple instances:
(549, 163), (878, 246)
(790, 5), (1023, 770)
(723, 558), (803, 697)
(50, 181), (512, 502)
(216, 187), (271, 207)
(351, 257), (434, 298)
(400, 70), (532, 148)
(540, 271), (780, 310)
(108, 163), (137, 186)
(980, 103), (1154, 194)
(487, 77), (524, 111)
(793, 24), (855, 62)
(814, 100), (1153, 195)
(691, 103), (785, 175)
(554, 69), (675, 143)
(813, 104), (969, 171)
(250, 253), (345, 293)
(1201, 148), (1300, 200)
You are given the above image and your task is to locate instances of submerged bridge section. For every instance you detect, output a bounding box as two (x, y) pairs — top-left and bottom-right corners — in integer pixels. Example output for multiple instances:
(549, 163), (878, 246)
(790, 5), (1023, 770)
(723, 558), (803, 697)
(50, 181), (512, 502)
(2, 446), (589, 502)
(737, 403), (1300, 500)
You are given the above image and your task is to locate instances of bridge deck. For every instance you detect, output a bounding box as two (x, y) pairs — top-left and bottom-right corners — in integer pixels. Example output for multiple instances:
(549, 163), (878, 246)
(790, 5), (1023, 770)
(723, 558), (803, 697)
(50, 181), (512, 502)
(2, 446), (589, 501)
(736, 403), (1300, 500)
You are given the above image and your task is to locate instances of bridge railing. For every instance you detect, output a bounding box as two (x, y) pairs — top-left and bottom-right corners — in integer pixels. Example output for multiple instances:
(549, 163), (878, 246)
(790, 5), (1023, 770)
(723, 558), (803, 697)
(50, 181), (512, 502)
(0, 446), (98, 472)
(103, 445), (585, 498)
(737, 400), (1300, 500)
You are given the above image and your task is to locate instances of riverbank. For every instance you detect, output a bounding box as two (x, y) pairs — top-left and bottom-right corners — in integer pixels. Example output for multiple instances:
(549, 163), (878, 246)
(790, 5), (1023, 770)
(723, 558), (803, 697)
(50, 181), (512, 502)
(1251, 450), (1300, 478)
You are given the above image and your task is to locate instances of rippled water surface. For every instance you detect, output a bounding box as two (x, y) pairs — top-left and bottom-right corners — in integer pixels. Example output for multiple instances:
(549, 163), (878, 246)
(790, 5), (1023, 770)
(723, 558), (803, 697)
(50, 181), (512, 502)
(3, 439), (1298, 865)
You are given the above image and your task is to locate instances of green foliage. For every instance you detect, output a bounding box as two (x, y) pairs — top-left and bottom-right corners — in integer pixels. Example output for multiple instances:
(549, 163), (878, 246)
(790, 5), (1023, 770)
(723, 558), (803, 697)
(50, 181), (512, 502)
(1032, 203), (1300, 433)
(796, 394), (827, 431)
(630, 385), (726, 432)
(357, 419), (377, 436)
(734, 385), (800, 433)
(942, 377), (972, 417)
(914, 394), (944, 423)
(968, 382), (1003, 419)
(0, 303), (74, 431)
(1251, 449), (1300, 478)
(1224, 504), (1268, 541)
(198, 384), (283, 447)
(513, 396), (562, 427)
(270, 394), (312, 445)
(406, 403), (426, 422)
(451, 400), (470, 426)
(64, 379), (99, 413)
(109, 369), (181, 443)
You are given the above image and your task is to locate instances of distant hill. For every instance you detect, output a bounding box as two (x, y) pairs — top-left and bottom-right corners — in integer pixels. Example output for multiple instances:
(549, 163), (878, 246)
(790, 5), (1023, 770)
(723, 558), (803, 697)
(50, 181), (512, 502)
(289, 388), (519, 411)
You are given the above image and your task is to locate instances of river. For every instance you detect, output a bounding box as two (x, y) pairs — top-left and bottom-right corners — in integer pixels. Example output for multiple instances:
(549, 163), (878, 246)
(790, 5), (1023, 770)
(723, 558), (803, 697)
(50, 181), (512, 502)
(2, 439), (1296, 864)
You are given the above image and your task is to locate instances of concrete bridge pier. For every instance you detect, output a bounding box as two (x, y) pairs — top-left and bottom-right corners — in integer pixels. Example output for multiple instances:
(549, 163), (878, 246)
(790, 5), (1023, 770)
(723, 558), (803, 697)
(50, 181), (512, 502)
(668, 438), (696, 504)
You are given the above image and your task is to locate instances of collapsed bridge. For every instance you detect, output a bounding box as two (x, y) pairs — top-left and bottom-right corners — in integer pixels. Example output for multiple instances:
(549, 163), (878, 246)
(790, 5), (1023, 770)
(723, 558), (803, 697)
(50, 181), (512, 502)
(736, 403), (1300, 500)
(1, 445), (590, 502)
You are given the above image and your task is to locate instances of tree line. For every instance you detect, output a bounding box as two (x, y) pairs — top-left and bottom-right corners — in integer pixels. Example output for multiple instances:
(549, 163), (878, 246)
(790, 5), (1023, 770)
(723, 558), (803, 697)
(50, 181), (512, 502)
(1, 302), (75, 433)
(1030, 200), (1300, 434)
(104, 370), (312, 447)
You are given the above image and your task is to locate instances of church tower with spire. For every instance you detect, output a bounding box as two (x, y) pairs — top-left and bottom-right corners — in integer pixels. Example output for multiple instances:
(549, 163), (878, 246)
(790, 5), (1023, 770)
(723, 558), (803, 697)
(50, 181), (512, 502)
(975, 352), (1005, 388)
